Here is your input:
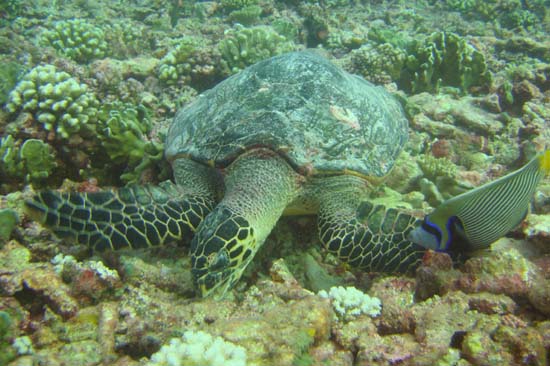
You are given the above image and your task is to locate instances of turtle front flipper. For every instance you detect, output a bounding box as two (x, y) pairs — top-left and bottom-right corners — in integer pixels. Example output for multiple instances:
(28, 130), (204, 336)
(191, 150), (301, 298)
(26, 159), (219, 252)
(317, 176), (425, 273)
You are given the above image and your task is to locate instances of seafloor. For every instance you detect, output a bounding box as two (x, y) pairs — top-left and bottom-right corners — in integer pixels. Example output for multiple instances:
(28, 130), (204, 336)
(1, 0), (550, 365)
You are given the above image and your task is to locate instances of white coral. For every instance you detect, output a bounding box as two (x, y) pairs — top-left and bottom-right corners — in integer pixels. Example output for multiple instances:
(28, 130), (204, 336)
(318, 286), (381, 321)
(148, 330), (247, 366)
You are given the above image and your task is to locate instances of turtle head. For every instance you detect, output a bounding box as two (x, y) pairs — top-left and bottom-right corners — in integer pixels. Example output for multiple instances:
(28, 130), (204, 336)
(190, 207), (258, 298)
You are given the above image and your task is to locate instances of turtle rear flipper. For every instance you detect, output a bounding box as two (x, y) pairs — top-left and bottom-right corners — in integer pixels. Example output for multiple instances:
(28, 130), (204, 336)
(26, 181), (215, 252)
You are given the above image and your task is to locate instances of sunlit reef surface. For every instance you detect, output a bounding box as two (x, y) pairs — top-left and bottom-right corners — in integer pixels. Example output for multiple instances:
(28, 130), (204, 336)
(1, 0), (550, 365)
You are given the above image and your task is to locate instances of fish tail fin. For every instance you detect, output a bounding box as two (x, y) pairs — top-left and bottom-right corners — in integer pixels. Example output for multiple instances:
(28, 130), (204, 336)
(540, 149), (550, 175)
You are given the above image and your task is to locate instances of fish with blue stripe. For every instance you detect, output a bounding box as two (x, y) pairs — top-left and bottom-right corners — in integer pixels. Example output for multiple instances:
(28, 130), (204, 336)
(408, 150), (550, 252)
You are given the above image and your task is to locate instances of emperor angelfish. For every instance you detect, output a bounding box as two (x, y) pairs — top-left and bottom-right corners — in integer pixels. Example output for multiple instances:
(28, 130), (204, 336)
(408, 150), (550, 252)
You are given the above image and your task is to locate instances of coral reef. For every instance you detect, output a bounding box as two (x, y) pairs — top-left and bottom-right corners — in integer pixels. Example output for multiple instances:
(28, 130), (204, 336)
(0, 135), (56, 187)
(148, 330), (248, 366)
(96, 102), (163, 183)
(158, 38), (222, 90)
(319, 286), (382, 322)
(350, 42), (406, 85)
(1, 1), (550, 365)
(0, 208), (17, 242)
(218, 25), (296, 75)
(400, 32), (491, 94)
(5, 65), (98, 140)
(41, 19), (108, 63)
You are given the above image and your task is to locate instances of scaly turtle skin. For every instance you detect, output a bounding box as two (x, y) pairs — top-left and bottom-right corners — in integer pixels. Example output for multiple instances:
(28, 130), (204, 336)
(27, 51), (425, 298)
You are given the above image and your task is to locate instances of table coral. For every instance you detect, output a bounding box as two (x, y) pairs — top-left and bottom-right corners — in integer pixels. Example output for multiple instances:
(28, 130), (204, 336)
(5, 64), (98, 140)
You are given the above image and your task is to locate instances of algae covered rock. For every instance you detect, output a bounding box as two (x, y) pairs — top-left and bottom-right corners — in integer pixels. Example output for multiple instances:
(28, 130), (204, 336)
(42, 19), (108, 63)
(5, 64), (98, 140)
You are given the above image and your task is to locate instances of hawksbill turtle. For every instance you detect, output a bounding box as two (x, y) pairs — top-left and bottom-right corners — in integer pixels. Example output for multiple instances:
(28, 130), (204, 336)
(26, 51), (548, 297)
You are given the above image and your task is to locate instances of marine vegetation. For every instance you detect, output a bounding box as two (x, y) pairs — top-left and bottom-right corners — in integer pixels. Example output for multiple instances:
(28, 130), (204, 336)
(5, 64), (98, 140)
(41, 19), (108, 63)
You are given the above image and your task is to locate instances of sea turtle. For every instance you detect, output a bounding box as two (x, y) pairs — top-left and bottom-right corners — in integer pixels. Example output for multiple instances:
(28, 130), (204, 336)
(26, 51), (548, 298)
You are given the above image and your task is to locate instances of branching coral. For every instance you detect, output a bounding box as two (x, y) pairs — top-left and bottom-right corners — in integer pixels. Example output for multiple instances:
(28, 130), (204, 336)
(96, 102), (164, 183)
(218, 24), (296, 74)
(351, 42), (406, 84)
(42, 19), (108, 63)
(399, 32), (491, 94)
(318, 286), (382, 322)
(148, 330), (247, 366)
(5, 64), (98, 140)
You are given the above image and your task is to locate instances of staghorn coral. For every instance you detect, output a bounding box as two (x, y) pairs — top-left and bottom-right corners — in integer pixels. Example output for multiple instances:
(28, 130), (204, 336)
(218, 24), (296, 74)
(399, 31), (491, 94)
(42, 19), (108, 63)
(5, 64), (98, 140)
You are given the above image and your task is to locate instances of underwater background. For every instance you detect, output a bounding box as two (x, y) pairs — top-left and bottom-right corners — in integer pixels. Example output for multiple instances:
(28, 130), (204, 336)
(1, 0), (550, 365)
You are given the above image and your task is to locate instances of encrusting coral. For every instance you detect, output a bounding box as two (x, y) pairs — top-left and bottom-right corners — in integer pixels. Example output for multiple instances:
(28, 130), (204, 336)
(5, 64), (98, 140)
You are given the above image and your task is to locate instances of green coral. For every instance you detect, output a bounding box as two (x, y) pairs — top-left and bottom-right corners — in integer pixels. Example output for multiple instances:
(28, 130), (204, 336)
(219, 24), (296, 74)
(443, 0), (545, 29)
(96, 102), (164, 183)
(0, 311), (16, 364)
(220, 0), (259, 11)
(42, 19), (108, 63)
(0, 61), (24, 105)
(158, 38), (201, 85)
(227, 5), (262, 25)
(5, 64), (98, 139)
(158, 38), (221, 89)
(400, 32), (490, 94)
(417, 154), (458, 181)
(0, 209), (18, 242)
(351, 42), (406, 84)
(0, 135), (57, 185)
